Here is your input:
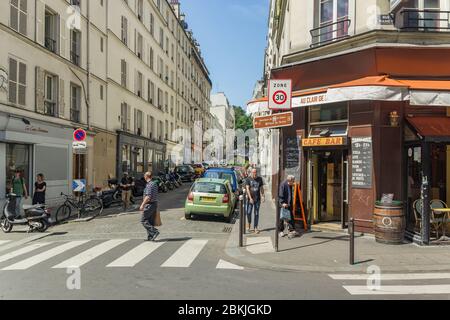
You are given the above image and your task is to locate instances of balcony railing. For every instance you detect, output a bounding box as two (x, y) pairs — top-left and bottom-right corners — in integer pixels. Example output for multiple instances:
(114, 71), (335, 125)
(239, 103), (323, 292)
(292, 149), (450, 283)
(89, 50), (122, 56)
(71, 108), (80, 123)
(310, 19), (351, 48)
(399, 9), (450, 31)
(45, 37), (57, 53)
(44, 101), (56, 116)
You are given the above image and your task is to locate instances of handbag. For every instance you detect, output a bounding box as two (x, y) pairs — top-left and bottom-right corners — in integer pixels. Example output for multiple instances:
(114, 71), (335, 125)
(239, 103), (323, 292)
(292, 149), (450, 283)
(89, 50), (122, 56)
(154, 210), (162, 227)
(280, 208), (291, 221)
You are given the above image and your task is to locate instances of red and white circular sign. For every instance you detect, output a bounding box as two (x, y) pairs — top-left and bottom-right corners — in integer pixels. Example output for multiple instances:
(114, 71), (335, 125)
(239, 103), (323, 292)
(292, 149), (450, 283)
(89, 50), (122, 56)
(273, 90), (287, 105)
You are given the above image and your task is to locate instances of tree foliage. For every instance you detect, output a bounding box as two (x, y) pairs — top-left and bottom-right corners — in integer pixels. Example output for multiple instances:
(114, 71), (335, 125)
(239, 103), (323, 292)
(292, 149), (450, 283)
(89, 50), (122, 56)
(233, 106), (253, 132)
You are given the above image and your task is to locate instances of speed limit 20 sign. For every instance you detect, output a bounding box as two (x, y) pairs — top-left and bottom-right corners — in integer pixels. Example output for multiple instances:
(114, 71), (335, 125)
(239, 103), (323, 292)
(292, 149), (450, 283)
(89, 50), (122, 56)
(268, 79), (292, 111)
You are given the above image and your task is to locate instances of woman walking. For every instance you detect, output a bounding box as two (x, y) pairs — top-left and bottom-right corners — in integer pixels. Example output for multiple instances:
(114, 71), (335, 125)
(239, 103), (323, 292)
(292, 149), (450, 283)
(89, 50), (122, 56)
(33, 173), (47, 205)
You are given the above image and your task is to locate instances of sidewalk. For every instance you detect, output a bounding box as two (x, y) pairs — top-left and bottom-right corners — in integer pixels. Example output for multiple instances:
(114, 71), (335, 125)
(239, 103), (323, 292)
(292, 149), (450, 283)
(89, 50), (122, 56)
(225, 189), (450, 273)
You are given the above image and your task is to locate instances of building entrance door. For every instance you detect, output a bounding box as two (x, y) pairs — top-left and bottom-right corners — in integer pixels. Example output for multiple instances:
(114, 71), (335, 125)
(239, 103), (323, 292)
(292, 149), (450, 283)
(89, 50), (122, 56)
(307, 149), (348, 226)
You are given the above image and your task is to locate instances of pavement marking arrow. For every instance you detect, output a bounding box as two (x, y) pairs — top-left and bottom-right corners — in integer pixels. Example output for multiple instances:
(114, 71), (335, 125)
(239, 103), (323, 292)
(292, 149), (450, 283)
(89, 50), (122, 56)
(216, 259), (244, 270)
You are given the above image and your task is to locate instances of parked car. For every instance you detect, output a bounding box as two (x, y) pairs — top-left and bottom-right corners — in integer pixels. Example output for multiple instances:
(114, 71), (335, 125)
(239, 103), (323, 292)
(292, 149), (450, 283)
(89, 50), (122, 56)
(203, 168), (242, 194)
(175, 165), (196, 182)
(192, 164), (206, 177)
(185, 178), (237, 223)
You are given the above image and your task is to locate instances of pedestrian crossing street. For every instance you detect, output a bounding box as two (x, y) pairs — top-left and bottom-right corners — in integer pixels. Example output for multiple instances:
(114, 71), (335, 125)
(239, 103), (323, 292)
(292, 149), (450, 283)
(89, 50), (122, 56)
(329, 273), (450, 296)
(0, 239), (244, 271)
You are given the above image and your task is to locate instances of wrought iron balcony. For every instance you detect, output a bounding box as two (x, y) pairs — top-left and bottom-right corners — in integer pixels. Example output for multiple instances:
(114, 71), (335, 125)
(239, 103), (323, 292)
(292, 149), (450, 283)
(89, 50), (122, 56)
(71, 108), (80, 123)
(44, 101), (56, 116)
(71, 51), (80, 66)
(399, 8), (450, 31)
(310, 19), (351, 48)
(45, 37), (57, 53)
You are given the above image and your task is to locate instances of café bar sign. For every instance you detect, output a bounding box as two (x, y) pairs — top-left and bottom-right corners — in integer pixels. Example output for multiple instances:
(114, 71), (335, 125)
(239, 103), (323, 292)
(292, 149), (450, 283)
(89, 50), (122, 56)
(254, 111), (293, 129)
(302, 137), (346, 147)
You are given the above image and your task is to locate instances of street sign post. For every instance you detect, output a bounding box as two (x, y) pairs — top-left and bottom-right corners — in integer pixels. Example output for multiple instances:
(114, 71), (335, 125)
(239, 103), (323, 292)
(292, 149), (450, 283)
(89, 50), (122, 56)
(254, 111), (293, 129)
(268, 79), (292, 111)
(73, 129), (87, 154)
(73, 128), (87, 142)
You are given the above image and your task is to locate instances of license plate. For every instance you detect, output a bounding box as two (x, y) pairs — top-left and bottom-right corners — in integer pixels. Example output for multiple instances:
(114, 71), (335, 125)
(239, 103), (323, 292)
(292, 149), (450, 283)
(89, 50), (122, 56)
(201, 197), (216, 203)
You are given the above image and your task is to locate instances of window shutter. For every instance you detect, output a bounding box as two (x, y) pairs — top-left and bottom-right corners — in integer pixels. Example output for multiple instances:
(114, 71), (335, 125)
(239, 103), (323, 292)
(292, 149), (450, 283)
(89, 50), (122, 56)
(18, 62), (26, 106)
(60, 17), (68, 59)
(127, 105), (131, 131)
(36, 0), (45, 45)
(59, 78), (66, 119)
(35, 67), (45, 113)
(134, 108), (137, 134)
(19, 0), (27, 35)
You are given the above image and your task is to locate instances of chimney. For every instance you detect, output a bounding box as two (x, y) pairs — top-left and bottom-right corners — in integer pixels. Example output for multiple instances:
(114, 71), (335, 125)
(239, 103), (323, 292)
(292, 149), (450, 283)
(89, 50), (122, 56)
(170, 0), (180, 18)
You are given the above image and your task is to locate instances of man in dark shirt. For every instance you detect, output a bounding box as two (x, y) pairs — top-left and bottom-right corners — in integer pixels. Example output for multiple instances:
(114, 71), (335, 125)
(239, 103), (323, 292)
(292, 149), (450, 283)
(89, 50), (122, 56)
(279, 175), (296, 236)
(120, 172), (134, 211)
(245, 168), (265, 234)
(140, 172), (160, 241)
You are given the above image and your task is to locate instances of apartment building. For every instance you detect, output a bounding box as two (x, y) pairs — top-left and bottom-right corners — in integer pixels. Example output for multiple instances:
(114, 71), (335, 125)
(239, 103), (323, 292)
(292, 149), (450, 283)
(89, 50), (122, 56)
(249, 0), (450, 245)
(0, 0), (213, 205)
(0, 0), (108, 205)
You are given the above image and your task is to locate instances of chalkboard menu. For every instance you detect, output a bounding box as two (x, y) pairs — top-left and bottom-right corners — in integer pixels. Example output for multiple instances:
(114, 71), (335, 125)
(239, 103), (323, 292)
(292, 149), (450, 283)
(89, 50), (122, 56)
(285, 136), (301, 182)
(352, 137), (373, 189)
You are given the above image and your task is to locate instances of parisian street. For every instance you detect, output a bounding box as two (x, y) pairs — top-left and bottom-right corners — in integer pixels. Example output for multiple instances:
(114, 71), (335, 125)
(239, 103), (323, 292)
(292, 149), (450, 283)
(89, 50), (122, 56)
(0, 185), (449, 300)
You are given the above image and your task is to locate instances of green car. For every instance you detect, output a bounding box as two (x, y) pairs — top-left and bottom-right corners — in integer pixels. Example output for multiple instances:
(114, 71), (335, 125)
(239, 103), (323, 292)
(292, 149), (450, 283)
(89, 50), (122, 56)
(185, 178), (237, 223)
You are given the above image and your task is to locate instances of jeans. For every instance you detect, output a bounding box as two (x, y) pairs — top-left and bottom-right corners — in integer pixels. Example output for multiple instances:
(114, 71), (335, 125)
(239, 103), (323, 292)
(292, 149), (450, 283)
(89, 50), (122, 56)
(141, 203), (158, 239)
(246, 200), (261, 229)
(15, 197), (23, 218)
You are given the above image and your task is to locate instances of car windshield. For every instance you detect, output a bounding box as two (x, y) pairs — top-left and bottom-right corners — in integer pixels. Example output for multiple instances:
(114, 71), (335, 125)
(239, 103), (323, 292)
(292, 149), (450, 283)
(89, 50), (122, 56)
(177, 166), (191, 173)
(204, 172), (234, 184)
(192, 182), (227, 194)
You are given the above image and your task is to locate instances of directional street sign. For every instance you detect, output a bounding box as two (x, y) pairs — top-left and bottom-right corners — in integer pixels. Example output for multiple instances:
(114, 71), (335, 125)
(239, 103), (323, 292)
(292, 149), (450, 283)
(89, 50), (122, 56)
(268, 79), (292, 111)
(72, 179), (86, 193)
(254, 111), (293, 129)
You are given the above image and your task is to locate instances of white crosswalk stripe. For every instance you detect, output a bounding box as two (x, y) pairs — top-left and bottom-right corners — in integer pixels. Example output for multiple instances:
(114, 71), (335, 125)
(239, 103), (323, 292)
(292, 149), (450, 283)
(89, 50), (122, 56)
(3, 241), (89, 271)
(0, 242), (52, 264)
(0, 239), (231, 271)
(329, 273), (450, 296)
(0, 241), (11, 247)
(52, 239), (128, 269)
(107, 241), (165, 268)
(161, 239), (209, 268)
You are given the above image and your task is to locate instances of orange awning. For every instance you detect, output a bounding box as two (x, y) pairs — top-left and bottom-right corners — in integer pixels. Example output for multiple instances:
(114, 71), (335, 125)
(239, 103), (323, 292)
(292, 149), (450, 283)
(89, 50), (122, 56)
(329, 75), (409, 88)
(407, 117), (450, 137)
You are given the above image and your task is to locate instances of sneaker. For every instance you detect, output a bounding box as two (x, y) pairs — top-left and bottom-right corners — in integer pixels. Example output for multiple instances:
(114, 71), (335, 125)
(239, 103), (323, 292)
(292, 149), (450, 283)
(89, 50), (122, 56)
(279, 232), (286, 238)
(255, 229), (261, 234)
(149, 231), (160, 242)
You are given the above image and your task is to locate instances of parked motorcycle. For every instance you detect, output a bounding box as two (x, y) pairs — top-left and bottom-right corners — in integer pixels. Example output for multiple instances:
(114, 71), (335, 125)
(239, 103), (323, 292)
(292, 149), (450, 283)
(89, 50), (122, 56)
(169, 172), (181, 188)
(158, 172), (174, 191)
(0, 194), (51, 233)
(152, 176), (168, 193)
(100, 179), (135, 208)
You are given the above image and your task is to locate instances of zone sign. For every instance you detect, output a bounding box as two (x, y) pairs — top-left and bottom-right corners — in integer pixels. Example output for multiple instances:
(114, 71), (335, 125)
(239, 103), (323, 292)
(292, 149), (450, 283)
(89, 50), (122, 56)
(268, 79), (292, 110)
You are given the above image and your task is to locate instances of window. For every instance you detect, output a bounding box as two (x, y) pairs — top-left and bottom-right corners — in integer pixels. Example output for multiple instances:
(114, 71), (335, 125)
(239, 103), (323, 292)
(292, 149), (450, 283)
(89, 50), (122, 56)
(147, 115), (154, 139)
(44, 73), (57, 116)
(309, 102), (348, 137)
(158, 120), (163, 141)
(147, 149), (154, 173)
(5, 144), (30, 195)
(149, 13), (154, 36)
(100, 85), (104, 100)
(121, 102), (131, 131)
(70, 29), (81, 66)
(121, 59), (127, 88)
(165, 120), (168, 140)
(148, 80), (155, 104)
(10, 0), (27, 35)
(135, 109), (143, 136)
(149, 47), (154, 70)
(159, 27), (164, 48)
(45, 8), (58, 53)
(137, 0), (143, 21)
(70, 83), (81, 122)
(135, 147), (144, 173)
(136, 32), (143, 59)
(157, 88), (163, 109)
(121, 16), (128, 45)
(121, 144), (131, 173)
(136, 71), (143, 97)
(8, 57), (26, 106)
(164, 91), (168, 112)
(314, 0), (349, 45)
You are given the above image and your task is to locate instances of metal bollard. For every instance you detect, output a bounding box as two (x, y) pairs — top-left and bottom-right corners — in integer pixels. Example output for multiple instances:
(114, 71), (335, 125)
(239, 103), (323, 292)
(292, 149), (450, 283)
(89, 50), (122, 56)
(239, 194), (244, 248)
(349, 218), (355, 265)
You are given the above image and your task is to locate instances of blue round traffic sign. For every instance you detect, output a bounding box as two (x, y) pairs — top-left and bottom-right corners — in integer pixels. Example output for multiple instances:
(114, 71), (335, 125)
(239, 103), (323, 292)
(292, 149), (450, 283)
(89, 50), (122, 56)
(73, 128), (87, 142)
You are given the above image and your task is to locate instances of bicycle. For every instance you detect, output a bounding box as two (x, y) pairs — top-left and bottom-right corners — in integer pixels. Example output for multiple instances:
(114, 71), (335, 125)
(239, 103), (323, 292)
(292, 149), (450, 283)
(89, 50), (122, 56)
(55, 192), (104, 223)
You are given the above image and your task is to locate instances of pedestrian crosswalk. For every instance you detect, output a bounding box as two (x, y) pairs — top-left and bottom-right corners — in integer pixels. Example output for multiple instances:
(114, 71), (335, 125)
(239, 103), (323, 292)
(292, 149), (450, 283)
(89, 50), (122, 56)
(329, 272), (450, 296)
(0, 239), (239, 272)
(0, 240), (11, 247)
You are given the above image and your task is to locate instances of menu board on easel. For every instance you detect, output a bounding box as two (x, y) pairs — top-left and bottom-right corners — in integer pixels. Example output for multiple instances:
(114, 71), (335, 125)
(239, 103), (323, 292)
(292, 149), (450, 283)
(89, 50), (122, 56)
(285, 136), (301, 182)
(352, 137), (373, 189)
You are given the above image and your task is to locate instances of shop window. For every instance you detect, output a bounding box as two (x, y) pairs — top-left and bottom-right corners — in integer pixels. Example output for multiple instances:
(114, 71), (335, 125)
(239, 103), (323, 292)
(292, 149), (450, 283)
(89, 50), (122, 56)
(309, 124), (348, 137)
(135, 147), (144, 173)
(309, 102), (348, 124)
(147, 149), (154, 174)
(121, 144), (131, 173)
(5, 143), (30, 194)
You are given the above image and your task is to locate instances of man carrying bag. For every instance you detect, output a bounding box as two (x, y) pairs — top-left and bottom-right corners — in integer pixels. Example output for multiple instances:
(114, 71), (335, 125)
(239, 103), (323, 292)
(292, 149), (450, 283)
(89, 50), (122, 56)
(140, 172), (161, 241)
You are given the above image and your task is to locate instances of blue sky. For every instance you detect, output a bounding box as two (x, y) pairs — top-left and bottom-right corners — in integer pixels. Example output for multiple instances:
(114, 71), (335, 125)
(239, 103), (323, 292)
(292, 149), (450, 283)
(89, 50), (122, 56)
(181, 0), (269, 109)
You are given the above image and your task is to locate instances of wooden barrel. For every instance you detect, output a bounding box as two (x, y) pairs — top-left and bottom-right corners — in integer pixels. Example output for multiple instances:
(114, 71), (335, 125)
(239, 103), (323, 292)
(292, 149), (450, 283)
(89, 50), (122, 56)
(373, 202), (405, 244)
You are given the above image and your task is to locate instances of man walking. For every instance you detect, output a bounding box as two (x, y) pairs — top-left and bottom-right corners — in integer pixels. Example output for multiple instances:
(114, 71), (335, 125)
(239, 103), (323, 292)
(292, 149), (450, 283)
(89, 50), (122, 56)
(120, 172), (134, 211)
(245, 168), (265, 234)
(278, 175), (296, 237)
(11, 170), (28, 218)
(140, 172), (160, 241)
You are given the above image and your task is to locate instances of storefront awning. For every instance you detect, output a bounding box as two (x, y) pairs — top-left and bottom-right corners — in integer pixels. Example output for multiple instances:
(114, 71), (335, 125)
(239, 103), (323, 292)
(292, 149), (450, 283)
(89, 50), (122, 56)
(247, 76), (450, 114)
(407, 117), (450, 138)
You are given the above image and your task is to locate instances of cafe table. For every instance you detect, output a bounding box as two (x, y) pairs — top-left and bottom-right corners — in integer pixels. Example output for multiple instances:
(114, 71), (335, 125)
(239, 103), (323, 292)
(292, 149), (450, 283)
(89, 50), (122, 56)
(432, 208), (450, 242)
